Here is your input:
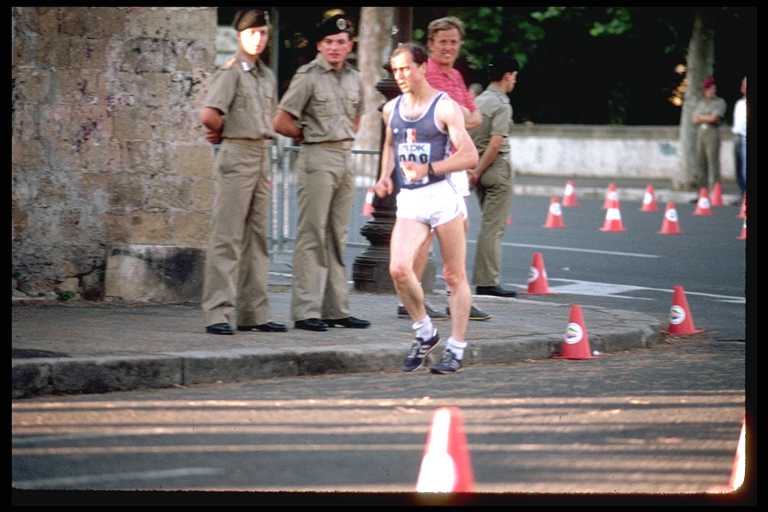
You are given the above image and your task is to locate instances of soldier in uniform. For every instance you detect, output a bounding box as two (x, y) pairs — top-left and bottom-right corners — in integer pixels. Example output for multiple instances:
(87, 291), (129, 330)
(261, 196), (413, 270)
(692, 76), (727, 189)
(468, 55), (520, 298)
(199, 9), (287, 335)
(273, 14), (370, 332)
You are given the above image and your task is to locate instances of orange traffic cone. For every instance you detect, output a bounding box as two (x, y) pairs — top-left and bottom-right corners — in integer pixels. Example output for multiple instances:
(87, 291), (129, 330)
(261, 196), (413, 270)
(658, 201), (682, 235)
(693, 187), (713, 216)
(543, 196), (566, 229)
(599, 197), (626, 232)
(562, 180), (580, 207)
(640, 184), (658, 212)
(552, 304), (595, 360)
(738, 195), (746, 219)
(362, 187), (374, 217)
(527, 252), (553, 295)
(710, 182), (723, 207)
(666, 285), (704, 336)
(602, 182), (619, 209)
(737, 218), (747, 240)
(708, 419), (746, 493)
(416, 407), (475, 493)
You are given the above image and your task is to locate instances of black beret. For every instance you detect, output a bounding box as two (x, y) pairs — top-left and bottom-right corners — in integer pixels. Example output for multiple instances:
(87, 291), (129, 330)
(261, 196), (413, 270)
(233, 9), (270, 32)
(314, 14), (353, 42)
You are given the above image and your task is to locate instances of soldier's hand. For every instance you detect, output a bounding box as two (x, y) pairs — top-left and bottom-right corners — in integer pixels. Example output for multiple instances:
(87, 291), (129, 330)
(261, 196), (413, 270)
(205, 128), (222, 144)
(374, 176), (393, 198)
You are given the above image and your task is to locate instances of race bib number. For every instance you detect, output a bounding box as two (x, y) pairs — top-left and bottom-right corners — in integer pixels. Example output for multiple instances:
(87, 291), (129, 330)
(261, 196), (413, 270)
(397, 142), (431, 185)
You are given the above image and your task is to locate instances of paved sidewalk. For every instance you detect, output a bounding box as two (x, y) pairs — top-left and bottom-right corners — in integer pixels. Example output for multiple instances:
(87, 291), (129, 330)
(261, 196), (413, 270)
(12, 287), (663, 399)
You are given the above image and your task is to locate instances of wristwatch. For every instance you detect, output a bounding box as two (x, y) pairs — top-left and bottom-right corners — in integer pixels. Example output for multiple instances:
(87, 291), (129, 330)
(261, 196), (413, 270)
(427, 162), (437, 178)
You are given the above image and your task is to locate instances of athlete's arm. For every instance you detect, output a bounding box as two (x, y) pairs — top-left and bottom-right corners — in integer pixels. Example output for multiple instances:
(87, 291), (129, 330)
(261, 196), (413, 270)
(373, 99), (396, 198)
(401, 97), (478, 182)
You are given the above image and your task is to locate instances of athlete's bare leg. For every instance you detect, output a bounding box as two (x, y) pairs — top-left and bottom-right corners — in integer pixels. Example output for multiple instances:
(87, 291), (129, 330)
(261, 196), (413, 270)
(390, 219), (432, 321)
(434, 215), (470, 340)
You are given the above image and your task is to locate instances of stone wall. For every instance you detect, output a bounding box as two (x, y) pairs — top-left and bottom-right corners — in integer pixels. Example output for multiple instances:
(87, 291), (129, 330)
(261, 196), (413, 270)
(12, 7), (217, 299)
(508, 124), (736, 182)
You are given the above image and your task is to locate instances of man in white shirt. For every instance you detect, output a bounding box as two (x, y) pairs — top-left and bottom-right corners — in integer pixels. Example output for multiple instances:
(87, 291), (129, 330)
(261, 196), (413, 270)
(732, 76), (747, 201)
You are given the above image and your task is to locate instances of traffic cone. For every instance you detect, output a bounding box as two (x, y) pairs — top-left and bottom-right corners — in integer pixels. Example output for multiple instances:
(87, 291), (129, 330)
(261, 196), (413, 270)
(640, 184), (658, 212)
(362, 187), (374, 217)
(602, 182), (619, 209)
(552, 304), (595, 360)
(738, 196), (746, 219)
(543, 196), (566, 229)
(693, 187), (713, 216)
(708, 419), (746, 493)
(665, 285), (704, 336)
(737, 217), (747, 240)
(599, 197), (626, 232)
(710, 182), (723, 207)
(527, 252), (553, 295)
(658, 201), (682, 235)
(562, 180), (580, 207)
(416, 407), (475, 493)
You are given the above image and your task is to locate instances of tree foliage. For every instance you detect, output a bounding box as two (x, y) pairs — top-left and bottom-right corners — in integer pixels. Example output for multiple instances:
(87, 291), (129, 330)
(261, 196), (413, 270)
(410, 6), (754, 125)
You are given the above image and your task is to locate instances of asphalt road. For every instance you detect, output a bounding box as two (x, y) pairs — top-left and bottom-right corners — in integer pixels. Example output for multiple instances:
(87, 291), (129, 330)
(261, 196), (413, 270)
(12, 336), (745, 497)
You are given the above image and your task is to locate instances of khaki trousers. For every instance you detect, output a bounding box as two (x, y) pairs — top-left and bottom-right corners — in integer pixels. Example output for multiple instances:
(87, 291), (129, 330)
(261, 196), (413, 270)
(695, 124), (721, 189)
(472, 156), (513, 287)
(291, 143), (354, 321)
(202, 140), (272, 327)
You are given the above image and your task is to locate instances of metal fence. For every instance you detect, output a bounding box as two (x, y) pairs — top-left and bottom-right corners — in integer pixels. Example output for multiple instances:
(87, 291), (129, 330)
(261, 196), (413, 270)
(268, 144), (381, 260)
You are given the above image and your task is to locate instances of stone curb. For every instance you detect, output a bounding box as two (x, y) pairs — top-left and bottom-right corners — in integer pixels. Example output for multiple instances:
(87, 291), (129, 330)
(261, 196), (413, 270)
(11, 313), (663, 399)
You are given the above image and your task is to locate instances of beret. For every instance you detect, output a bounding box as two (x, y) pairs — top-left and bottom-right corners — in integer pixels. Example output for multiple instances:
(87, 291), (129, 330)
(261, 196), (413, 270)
(233, 9), (269, 31)
(315, 14), (353, 42)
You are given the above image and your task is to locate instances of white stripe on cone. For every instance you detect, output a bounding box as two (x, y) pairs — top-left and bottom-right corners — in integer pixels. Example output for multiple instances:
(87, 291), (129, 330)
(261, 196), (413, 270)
(416, 408), (456, 492)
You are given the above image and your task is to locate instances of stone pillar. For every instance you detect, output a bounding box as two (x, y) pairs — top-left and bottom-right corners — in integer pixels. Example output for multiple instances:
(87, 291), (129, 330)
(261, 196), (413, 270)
(11, 7), (217, 300)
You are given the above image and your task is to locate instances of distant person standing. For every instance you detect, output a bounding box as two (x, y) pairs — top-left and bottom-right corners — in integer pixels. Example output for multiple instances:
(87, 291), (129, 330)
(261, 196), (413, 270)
(692, 76), (727, 189)
(199, 9), (287, 335)
(731, 76), (747, 201)
(273, 14), (370, 332)
(468, 55), (520, 298)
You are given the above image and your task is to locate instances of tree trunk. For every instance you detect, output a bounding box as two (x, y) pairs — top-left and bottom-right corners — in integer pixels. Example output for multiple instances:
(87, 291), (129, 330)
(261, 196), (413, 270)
(354, 7), (395, 154)
(675, 9), (715, 191)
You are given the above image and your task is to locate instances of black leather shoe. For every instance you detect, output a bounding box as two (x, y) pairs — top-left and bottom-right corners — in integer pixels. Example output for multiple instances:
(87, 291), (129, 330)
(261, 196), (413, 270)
(206, 322), (234, 335)
(397, 304), (448, 319)
(323, 316), (371, 329)
(238, 322), (287, 333)
(476, 285), (518, 298)
(294, 318), (328, 332)
(446, 305), (493, 321)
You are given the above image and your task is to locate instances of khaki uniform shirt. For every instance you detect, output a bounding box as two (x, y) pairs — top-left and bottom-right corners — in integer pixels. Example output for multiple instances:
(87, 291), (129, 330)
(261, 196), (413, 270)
(470, 84), (512, 154)
(204, 55), (276, 140)
(278, 54), (363, 143)
(693, 96), (727, 127)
